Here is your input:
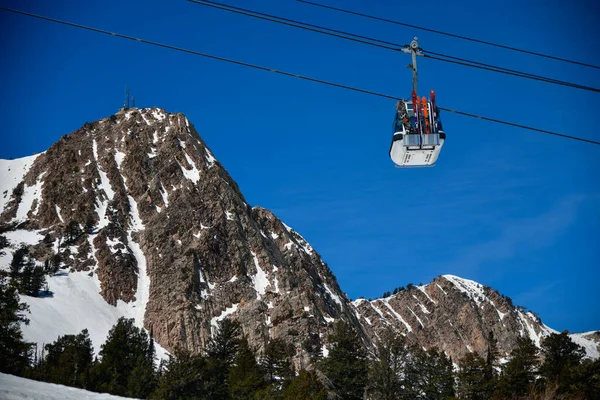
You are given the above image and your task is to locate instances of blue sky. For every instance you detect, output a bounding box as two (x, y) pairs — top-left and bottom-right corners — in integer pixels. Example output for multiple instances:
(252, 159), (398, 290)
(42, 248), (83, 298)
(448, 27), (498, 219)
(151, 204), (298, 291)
(1, 0), (598, 332)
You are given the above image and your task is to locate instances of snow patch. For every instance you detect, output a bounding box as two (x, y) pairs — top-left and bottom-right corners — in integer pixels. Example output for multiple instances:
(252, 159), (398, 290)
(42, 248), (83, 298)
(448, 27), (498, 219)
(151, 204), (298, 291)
(322, 344), (329, 358)
(225, 211), (234, 221)
(205, 149), (216, 168)
(250, 252), (269, 299)
(436, 283), (447, 295)
(160, 183), (169, 208)
(92, 140), (115, 229)
(114, 151), (126, 169)
(152, 109), (166, 121)
(55, 204), (64, 223)
(179, 152), (201, 184)
(15, 172), (45, 221)
(417, 284), (437, 304)
(0, 154), (40, 213)
(0, 373), (132, 400)
(210, 303), (239, 333)
(383, 299), (413, 332)
(323, 283), (343, 308)
(570, 332), (600, 359)
(20, 271), (167, 361)
(443, 275), (486, 305)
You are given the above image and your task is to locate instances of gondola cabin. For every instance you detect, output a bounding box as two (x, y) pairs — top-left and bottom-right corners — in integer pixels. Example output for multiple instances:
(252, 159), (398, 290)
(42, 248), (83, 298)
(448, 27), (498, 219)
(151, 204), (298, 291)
(389, 99), (446, 167)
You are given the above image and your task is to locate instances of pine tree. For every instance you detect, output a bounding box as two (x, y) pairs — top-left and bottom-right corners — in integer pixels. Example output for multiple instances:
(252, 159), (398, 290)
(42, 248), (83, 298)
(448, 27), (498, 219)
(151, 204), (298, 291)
(410, 347), (455, 400)
(496, 336), (539, 398)
(282, 369), (328, 400)
(0, 274), (32, 375)
(320, 320), (368, 400)
(228, 336), (266, 399)
(484, 330), (499, 394)
(261, 338), (293, 388)
(204, 318), (242, 399)
(64, 220), (82, 244)
(38, 329), (94, 388)
(367, 330), (409, 400)
(92, 317), (155, 397)
(152, 347), (208, 399)
(9, 246), (29, 277)
(539, 331), (585, 394)
(457, 352), (489, 400)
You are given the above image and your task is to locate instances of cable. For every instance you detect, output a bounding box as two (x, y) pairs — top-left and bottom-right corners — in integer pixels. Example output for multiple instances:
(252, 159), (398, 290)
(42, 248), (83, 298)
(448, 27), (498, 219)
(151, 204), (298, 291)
(437, 108), (599, 145)
(297, 0), (600, 70)
(424, 54), (600, 93)
(188, 0), (600, 93)
(187, 0), (400, 51)
(1, 6), (598, 146)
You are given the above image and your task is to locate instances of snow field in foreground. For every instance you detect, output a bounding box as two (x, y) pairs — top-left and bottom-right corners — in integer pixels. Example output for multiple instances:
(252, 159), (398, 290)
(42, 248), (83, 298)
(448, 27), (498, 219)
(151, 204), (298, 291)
(0, 373), (134, 400)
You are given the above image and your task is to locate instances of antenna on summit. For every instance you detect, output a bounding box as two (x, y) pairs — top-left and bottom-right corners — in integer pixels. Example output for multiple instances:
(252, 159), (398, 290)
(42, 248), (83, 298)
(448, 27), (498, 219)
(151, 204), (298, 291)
(124, 86), (131, 109)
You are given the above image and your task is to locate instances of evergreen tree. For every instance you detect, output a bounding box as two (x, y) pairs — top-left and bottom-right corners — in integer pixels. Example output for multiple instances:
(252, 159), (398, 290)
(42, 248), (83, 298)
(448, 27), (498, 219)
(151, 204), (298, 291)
(282, 369), (328, 400)
(539, 331), (585, 394)
(9, 246), (29, 277)
(204, 318), (242, 399)
(18, 264), (47, 297)
(576, 358), (600, 399)
(320, 320), (368, 400)
(228, 336), (266, 399)
(64, 220), (82, 244)
(457, 352), (489, 400)
(261, 338), (293, 388)
(0, 275), (32, 374)
(38, 329), (94, 388)
(9, 246), (47, 297)
(367, 330), (409, 400)
(152, 347), (208, 400)
(92, 317), (156, 397)
(496, 336), (539, 398)
(408, 346), (455, 400)
(483, 330), (499, 394)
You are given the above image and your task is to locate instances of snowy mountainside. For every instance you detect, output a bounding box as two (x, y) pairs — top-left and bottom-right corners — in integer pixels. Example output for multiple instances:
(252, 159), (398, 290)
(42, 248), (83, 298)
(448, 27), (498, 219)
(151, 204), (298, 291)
(352, 274), (599, 361)
(0, 107), (358, 369)
(1, 107), (595, 368)
(0, 373), (133, 400)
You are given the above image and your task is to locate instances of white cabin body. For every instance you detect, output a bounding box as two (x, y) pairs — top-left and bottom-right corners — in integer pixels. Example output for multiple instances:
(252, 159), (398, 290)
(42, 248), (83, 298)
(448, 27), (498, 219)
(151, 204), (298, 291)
(389, 100), (446, 167)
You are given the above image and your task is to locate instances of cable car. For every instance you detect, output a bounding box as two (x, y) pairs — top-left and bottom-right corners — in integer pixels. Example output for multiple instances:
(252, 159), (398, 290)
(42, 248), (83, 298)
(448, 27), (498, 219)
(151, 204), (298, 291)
(389, 91), (445, 167)
(390, 37), (446, 168)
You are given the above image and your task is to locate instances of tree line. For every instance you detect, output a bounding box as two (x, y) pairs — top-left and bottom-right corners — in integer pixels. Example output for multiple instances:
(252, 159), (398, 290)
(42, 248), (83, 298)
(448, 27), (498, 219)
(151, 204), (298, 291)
(2, 273), (599, 399)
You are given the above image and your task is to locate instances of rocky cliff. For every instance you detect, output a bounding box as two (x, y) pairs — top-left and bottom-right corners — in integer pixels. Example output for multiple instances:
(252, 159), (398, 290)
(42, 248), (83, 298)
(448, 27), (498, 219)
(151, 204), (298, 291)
(0, 107), (597, 365)
(350, 275), (591, 362)
(0, 107), (363, 367)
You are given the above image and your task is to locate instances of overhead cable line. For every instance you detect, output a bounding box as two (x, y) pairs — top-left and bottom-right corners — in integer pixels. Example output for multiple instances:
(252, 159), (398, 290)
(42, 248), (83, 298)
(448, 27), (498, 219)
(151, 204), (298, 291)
(297, 0), (600, 70)
(1, 6), (598, 146)
(188, 0), (600, 93)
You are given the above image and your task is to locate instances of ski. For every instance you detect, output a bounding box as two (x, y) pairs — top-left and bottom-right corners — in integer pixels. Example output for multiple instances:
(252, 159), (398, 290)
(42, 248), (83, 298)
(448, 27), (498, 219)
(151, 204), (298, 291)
(411, 90), (419, 134)
(422, 97), (430, 134)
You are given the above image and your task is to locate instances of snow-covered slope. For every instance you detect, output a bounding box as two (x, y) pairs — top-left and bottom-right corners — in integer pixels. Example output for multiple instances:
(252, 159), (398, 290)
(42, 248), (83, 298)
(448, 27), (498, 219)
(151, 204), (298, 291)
(0, 373), (133, 400)
(0, 228), (168, 360)
(0, 154), (40, 215)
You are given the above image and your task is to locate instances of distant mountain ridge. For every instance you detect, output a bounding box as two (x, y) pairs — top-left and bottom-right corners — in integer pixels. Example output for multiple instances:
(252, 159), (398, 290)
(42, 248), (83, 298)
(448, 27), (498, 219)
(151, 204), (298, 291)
(0, 107), (597, 366)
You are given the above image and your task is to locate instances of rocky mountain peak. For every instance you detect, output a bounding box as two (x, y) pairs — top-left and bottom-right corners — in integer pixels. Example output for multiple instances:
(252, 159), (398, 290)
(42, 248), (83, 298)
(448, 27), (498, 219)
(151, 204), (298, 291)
(0, 107), (361, 367)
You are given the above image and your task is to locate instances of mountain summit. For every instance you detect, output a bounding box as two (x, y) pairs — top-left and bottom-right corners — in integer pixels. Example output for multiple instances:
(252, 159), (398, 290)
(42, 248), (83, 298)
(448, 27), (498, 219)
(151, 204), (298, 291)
(0, 107), (597, 365)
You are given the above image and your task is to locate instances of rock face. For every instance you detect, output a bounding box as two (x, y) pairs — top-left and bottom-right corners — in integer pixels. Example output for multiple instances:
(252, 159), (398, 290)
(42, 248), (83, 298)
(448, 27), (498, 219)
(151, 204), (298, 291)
(351, 275), (563, 362)
(0, 107), (597, 364)
(0, 107), (363, 367)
